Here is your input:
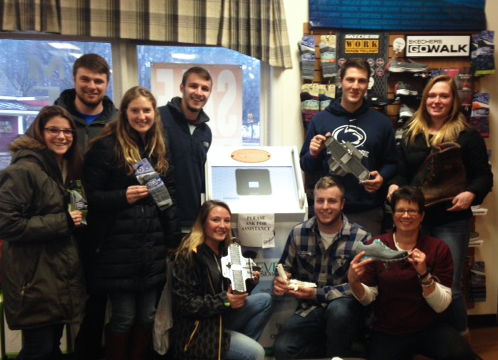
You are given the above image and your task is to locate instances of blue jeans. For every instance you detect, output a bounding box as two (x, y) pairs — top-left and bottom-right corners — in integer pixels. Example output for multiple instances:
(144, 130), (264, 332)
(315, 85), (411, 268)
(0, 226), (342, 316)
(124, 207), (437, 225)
(273, 296), (365, 359)
(225, 330), (265, 360)
(224, 292), (272, 360)
(108, 289), (157, 333)
(18, 324), (64, 360)
(225, 292), (273, 340)
(368, 323), (474, 360)
(423, 218), (471, 332)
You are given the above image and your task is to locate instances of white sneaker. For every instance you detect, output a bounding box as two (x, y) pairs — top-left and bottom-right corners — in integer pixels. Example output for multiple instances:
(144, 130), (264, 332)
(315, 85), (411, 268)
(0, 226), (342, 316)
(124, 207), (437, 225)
(399, 104), (415, 118)
(394, 81), (418, 96)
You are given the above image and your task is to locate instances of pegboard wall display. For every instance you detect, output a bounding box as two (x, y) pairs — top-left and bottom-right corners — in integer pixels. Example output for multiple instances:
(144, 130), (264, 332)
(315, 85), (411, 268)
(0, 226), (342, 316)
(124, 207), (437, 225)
(299, 24), (491, 139)
(336, 32), (389, 102)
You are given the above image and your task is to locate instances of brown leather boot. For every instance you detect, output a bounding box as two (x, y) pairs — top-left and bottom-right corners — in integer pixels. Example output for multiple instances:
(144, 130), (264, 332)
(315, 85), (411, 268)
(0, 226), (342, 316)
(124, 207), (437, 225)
(105, 326), (130, 360)
(414, 142), (467, 207)
(130, 325), (152, 360)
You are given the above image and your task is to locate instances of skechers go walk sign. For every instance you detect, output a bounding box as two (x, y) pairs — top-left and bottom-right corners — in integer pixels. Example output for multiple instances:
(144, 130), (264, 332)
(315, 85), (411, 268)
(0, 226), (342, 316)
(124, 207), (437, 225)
(406, 36), (470, 57)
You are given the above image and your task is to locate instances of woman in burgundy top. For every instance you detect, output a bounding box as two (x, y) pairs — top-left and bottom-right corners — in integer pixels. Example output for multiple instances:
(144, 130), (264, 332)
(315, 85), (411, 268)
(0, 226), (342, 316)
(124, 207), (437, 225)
(348, 186), (475, 360)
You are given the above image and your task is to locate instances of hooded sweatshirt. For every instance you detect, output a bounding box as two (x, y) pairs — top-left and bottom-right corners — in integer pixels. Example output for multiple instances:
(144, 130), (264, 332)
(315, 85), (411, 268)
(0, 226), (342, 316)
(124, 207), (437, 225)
(300, 99), (397, 213)
(54, 88), (117, 152)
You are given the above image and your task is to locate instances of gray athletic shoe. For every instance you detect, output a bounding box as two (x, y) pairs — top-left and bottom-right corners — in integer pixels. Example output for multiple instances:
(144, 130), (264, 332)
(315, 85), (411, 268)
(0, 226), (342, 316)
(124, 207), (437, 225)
(354, 239), (409, 262)
(389, 59), (429, 73)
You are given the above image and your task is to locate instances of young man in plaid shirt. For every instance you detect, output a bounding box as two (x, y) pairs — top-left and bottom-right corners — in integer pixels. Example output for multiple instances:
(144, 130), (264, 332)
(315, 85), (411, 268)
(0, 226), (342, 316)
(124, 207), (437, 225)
(273, 176), (370, 359)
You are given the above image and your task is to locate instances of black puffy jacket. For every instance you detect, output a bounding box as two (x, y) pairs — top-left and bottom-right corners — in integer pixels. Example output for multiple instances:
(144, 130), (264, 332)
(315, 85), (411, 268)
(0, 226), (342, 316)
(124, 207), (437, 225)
(0, 136), (86, 329)
(84, 135), (180, 291)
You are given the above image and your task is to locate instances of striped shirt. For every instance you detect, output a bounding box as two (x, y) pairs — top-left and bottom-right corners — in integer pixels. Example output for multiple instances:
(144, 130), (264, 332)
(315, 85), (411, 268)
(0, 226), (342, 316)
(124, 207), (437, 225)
(278, 215), (370, 316)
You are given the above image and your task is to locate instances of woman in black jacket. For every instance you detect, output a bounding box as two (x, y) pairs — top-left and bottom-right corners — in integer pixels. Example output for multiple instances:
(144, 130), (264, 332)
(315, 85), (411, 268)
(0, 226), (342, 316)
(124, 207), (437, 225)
(172, 200), (272, 360)
(0, 105), (86, 360)
(84, 86), (179, 359)
(388, 75), (493, 336)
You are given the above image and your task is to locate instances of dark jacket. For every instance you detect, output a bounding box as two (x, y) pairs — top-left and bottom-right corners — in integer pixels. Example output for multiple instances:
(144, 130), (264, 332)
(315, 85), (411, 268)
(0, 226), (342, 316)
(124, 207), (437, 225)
(171, 244), (231, 360)
(0, 136), (86, 330)
(300, 99), (398, 213)
(54, 88), (117, 152)
(159, 97), (212, 229)
(392, 129), (493, 226)
(83, 135), (180, 292)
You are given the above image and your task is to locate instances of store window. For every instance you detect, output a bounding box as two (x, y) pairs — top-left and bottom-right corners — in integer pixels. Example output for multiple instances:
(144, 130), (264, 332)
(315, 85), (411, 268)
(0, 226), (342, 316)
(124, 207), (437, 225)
(137, 46), (261, 145)
(0, 39), (112, 169)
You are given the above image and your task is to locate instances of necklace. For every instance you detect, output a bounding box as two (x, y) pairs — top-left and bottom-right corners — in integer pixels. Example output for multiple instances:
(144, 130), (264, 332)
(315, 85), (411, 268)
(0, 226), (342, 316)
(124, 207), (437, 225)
(393, 233), (415, 252)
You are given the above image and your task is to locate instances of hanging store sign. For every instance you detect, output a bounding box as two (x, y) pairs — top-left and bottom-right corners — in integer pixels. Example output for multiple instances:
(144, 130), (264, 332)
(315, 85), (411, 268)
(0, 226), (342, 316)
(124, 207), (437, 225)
(309, 0), (485, 31)
(344, 34), (380, 54)
(406, 35), (470, 57)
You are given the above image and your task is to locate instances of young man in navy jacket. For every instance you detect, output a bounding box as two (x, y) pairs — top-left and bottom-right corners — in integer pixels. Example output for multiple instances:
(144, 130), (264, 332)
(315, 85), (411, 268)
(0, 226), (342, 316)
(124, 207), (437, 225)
(159, 66), (213, 233)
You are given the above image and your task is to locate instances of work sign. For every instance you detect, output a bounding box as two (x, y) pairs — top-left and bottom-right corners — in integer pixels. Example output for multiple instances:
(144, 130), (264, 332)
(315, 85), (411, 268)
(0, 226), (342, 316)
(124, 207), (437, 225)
(344, 34), (380, 54)
(406, 35), (470, 57)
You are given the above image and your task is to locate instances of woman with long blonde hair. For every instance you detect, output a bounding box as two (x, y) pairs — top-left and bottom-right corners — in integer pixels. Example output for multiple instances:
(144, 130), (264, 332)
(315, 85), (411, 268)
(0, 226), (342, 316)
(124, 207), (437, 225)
(404, 75), (469, 146)
(175, 200), (233, 260)
(84, 86), (180, 359)
(172, 200), (272, 360)
(388, 75), (493, 336)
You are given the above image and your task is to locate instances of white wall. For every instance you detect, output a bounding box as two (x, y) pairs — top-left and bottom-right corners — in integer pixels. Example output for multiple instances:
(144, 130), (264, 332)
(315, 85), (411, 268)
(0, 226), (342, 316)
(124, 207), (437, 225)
(266, 0), (308, 147)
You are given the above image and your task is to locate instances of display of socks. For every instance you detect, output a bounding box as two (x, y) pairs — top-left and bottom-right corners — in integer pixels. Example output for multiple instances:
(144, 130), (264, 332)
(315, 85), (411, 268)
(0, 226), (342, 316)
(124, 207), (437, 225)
(469, 93), (490, 138)
(301, 83), (336, 127)
(319, 35), (337, 79)
(301, 83), (320, 125)
(471, 30), (495, 77)
(320, 84), (335, 110)
(300, 35), (316, 81)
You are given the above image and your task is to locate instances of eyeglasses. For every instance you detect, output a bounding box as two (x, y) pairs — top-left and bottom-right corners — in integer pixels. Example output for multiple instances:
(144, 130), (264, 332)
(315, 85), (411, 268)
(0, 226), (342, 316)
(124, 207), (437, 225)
(44, 127), (75, 137)
(394, 209), (420, 216)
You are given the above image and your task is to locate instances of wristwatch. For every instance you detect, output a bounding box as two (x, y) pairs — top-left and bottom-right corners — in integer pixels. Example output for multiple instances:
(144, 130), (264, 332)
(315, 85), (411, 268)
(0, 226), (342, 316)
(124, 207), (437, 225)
(420, 273), (434, 287)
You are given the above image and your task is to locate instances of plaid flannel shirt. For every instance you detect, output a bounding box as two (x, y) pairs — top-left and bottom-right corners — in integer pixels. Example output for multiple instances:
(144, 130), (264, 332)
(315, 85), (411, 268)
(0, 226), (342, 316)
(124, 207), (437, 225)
(278, 215), (370, 316)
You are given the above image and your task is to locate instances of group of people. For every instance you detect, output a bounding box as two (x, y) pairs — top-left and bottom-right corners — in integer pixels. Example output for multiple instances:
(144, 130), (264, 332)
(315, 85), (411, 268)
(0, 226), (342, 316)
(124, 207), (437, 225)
(272, 58), (491, 360)
(0, 53), (492, 360)
(0, 54), (234, 360)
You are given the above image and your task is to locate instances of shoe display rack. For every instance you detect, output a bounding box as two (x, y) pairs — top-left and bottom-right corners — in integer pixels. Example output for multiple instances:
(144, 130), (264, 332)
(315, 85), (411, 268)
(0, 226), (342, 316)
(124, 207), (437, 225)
(467, 208), (496, 319)
(300, 25), (487, 134)
(299, 24), (485, 190)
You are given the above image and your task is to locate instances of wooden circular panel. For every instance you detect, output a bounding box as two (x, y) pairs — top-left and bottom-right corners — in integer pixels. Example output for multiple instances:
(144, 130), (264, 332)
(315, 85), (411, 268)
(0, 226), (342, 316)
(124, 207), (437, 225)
(231, 149), (271, 163)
